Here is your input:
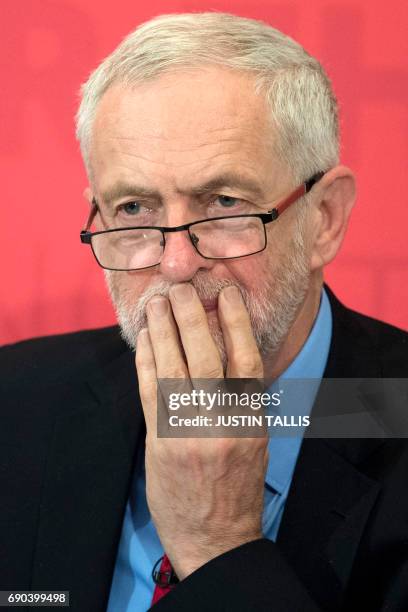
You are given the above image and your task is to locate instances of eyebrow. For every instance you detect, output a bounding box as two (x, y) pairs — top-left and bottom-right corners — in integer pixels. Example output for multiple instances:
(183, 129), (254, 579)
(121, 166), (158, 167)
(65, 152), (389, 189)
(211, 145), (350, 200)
(187, 173), (265, 199)
(100, 182), (161, 207)
(99, 172), (265, 207)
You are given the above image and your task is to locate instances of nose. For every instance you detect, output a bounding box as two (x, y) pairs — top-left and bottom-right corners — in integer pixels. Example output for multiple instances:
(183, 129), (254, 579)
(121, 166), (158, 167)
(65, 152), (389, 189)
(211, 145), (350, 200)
(158, 229), (215, 283)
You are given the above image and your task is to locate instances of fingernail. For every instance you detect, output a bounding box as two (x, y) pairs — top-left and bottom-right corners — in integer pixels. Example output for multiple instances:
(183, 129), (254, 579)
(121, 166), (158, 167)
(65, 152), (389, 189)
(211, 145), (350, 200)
(149, 297), (168, 316)
(171, 283), (193, 303)
(223, 286), (241, 303)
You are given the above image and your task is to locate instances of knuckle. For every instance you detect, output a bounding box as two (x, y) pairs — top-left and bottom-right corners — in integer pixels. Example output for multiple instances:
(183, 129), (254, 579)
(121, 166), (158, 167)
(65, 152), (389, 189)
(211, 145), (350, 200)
(168, 439), (202, 470)
(191, 363), (223, 379)
(139, 380), (157, 404)
(158, 367), (187, 379)
(135, 351), (143, 369)
(213, 438), (235, 460)
(182, 310), (206, 331)
(152, 325), (175, 343)
(136, 351), (153, 371)
(232, 351), (263, 376)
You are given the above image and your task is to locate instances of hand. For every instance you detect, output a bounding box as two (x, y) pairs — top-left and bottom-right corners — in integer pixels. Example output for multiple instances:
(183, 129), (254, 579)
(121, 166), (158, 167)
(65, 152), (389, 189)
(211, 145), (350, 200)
(136, 283), (268, 579)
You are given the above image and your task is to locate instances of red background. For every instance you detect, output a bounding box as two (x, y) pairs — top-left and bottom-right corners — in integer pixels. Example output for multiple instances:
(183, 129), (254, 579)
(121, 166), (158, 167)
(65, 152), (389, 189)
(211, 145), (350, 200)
(1, 0), (407, 346)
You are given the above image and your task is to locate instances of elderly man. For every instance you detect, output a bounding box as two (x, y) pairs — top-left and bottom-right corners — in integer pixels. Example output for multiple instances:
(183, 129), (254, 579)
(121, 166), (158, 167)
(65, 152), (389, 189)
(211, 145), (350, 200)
(1, 12), (407, 612)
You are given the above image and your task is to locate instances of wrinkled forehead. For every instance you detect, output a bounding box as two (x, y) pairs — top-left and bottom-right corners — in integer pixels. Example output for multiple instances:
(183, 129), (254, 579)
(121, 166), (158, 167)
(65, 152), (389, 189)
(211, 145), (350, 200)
(89, 67), (282, 178)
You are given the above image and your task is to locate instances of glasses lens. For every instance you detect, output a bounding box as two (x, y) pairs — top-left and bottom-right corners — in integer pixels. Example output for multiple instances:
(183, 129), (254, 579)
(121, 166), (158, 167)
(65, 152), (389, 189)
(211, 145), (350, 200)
(190, 216), (265, 258)
(91, 228), (163, 270)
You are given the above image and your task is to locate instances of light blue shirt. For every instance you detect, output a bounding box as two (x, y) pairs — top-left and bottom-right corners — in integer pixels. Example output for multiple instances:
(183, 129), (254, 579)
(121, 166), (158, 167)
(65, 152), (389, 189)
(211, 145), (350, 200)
(107, 288), (332, 611)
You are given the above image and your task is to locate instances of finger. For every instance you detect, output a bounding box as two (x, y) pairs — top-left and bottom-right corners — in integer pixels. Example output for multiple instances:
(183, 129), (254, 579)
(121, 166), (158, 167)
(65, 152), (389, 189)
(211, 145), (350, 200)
(146, 296), (189, 379)
(135, 328), (158, 435)
(217, 286), (263, 379)
(169, 284), (224, 379)
(146, 296), (195, 422)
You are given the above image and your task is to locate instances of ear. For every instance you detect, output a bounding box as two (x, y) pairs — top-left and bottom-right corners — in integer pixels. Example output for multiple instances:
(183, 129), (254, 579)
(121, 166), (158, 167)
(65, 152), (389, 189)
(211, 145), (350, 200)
(83, 186), (93, 205)
(309, 165), (356, 271)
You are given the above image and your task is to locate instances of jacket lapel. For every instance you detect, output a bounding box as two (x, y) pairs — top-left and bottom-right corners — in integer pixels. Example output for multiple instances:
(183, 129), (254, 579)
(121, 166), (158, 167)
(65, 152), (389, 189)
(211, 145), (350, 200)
(277, 438), (380, 611)
(30, 349), (145, 612)
(277, 285), (385, 610)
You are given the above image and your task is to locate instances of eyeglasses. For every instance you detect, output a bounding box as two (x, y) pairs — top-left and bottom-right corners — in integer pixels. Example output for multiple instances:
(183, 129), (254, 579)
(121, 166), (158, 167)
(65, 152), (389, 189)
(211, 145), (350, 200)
(80, 172), (324, 271)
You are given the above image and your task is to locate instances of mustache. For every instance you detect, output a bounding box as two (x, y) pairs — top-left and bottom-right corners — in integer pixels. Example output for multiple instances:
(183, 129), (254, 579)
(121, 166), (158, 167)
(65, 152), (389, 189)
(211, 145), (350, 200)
(134, 272), (243, 306)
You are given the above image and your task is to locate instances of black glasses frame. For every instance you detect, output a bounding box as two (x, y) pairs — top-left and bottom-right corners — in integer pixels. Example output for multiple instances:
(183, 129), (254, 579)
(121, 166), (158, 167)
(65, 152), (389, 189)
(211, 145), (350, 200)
(80, 172), (324, 271)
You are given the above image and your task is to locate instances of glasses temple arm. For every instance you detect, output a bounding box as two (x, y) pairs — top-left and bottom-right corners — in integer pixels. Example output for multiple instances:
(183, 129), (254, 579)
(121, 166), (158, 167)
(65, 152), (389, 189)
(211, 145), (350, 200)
(273, 171), (325, 217)
(81, 198), (99, 233)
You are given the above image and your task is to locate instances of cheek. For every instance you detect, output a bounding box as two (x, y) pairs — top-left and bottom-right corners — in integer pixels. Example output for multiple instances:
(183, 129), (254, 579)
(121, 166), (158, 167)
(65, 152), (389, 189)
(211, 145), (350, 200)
(111, 269), (158, 298)
(226, 250), (273, 294)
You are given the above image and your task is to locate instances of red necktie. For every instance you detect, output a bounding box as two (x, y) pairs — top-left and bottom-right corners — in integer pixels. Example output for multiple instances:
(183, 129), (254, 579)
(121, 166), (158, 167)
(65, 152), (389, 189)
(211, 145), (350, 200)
(151, 554), (178, 605)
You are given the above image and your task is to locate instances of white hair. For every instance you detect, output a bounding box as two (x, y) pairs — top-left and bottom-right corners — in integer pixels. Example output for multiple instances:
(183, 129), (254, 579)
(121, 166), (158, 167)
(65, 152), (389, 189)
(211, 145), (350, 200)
(75, 12), (339, 182)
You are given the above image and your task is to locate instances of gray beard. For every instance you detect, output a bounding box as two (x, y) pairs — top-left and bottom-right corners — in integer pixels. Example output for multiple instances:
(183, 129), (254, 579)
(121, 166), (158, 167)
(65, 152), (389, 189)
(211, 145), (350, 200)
(104, 222), (310, 369)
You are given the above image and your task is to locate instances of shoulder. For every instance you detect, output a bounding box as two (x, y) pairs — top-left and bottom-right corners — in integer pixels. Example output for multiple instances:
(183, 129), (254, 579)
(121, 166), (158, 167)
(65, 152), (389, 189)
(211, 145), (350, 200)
(324, 285), (408, 377)
(343, 303), (407, 350)
(0, 326), (128, 390)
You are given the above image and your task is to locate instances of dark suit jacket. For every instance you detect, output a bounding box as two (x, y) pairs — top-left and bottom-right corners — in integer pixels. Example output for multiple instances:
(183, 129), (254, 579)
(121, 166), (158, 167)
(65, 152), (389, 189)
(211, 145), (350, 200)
(1, 286), (408, 611)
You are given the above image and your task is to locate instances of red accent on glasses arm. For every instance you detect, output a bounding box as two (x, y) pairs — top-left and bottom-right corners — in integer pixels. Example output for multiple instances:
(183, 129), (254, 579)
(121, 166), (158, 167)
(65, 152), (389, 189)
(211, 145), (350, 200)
(271, 171), (324, 218)
(273, 183), (306, 217)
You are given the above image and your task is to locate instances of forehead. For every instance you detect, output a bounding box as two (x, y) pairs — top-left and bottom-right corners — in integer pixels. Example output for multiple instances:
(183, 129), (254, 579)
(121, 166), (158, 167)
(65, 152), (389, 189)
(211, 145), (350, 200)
(90, 66), (285, 193)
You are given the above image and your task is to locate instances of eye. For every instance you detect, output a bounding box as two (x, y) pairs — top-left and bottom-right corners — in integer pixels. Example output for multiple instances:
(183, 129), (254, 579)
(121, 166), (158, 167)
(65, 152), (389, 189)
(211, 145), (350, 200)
(119, 201), (141, 215)
(114, 200), (158, 226)
(215, 195), (240, 208)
